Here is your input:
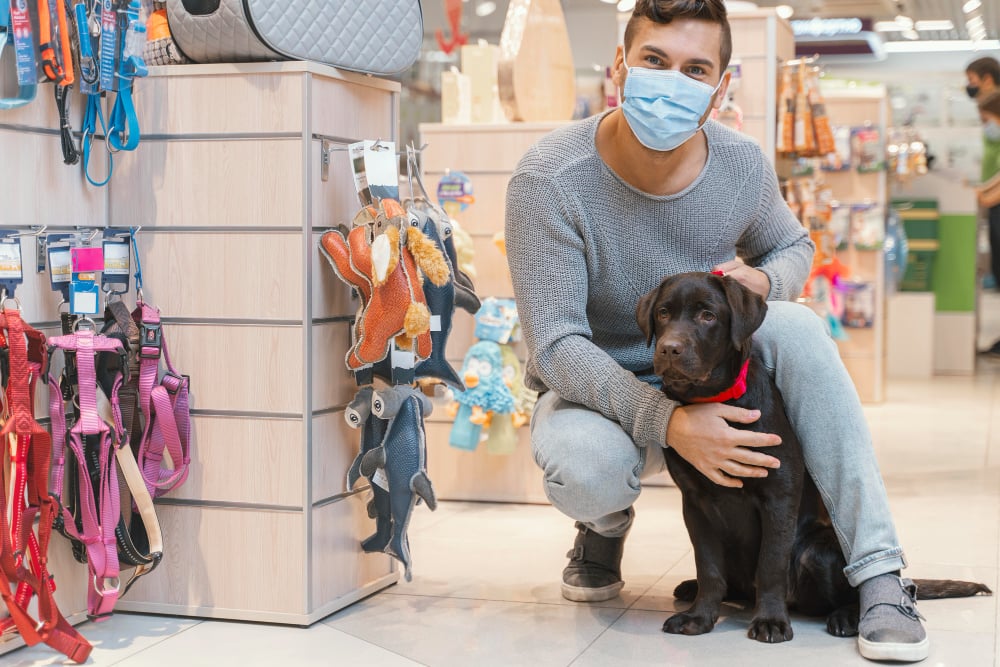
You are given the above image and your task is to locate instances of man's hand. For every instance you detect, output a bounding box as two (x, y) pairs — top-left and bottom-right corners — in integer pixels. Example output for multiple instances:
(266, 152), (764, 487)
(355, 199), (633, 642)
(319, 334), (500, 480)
(712, 261), (770, 299)
(666, 403), (782, 488)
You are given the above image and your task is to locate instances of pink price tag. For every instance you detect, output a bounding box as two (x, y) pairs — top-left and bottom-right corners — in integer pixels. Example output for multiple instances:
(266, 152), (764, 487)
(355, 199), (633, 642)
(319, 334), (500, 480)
(71, 247), (104, 273)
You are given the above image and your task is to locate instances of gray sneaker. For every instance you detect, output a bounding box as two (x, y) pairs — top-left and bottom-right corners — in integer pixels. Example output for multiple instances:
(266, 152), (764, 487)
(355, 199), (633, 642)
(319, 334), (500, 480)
(857, 574), (929, 662)
(561, 522), (627, 602)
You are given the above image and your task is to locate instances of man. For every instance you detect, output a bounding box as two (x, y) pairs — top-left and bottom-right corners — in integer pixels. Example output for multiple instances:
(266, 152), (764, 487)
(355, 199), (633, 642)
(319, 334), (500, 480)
(504, 0), (927, 662)
(967, 58), (1000, 356)
(965, 56), (998, 102)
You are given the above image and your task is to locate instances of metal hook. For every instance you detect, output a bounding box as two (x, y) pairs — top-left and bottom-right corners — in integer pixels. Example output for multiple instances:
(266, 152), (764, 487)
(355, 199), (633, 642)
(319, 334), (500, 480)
(79, 228), (101, 244)
(13, 225), (48, 238)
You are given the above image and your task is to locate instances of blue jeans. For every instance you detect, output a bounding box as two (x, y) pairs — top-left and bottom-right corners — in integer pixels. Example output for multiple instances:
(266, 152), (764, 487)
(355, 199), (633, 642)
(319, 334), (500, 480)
(530, 300), (905, 587)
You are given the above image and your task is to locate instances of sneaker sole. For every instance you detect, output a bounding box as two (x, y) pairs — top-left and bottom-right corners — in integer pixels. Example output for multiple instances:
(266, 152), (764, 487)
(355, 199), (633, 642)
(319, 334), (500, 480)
(561, 581), (624, 603)
(858, 636), (929, 662)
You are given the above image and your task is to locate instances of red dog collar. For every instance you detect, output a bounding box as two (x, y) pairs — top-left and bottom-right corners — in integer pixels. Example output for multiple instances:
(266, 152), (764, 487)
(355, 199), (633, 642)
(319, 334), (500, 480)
(689, 359), (749, 403)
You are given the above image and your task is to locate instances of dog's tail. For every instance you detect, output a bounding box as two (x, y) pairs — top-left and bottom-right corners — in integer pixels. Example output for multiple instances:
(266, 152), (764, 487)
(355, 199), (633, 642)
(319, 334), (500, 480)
(912, 579), (992, 599)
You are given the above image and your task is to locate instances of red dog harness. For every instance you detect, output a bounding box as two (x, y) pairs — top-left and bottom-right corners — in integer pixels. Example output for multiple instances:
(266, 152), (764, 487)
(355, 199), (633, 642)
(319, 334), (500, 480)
(0, 307), (92, 662)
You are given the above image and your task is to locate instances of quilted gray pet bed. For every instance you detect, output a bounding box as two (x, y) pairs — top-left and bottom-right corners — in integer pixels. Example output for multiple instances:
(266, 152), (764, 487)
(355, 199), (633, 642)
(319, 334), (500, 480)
(166, 0), (423, 76)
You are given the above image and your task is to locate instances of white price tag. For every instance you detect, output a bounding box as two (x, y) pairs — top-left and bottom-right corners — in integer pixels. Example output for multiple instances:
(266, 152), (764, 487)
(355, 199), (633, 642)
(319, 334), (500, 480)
(102, 241), (130, 276)
(391, 346), (416, 369)
(372, 468), (389, 491)
(0, 242), (23, 280)
(430, 315), (442, 332)
(71, 287), (99, 314)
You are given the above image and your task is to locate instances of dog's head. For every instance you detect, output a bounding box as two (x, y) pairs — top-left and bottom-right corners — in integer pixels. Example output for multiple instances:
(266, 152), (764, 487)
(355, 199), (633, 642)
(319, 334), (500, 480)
(636, 272), (767, 402)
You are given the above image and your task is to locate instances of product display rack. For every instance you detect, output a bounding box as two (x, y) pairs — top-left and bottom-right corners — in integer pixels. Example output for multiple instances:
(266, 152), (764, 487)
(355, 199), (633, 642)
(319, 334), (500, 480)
(1, 61), (403, 629)
(819, 84), (889, 403)
(419, 121), (567, 503)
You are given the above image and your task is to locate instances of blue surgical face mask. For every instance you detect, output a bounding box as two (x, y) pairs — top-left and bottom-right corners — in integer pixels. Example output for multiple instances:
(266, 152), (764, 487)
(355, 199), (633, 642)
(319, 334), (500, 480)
(620, 56), (722, 152)
(985, 119), (1000, 142)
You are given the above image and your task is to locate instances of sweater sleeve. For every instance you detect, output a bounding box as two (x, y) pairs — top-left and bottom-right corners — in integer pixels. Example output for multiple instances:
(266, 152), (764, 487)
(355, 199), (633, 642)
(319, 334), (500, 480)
(737, 153), (815, 301)
(504, 168), (676, 449)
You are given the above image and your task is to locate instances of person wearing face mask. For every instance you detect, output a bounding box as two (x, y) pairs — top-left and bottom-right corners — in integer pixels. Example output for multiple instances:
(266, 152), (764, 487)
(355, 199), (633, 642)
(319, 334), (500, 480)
(976, 91), (1000, 355)
(504, 0), (927, 661)
(965, 57), (999, 103)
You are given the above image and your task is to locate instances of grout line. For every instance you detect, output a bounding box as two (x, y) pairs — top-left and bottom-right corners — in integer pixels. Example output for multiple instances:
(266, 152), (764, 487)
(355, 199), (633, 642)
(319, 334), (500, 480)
(565, 606), (630, 667)
(318, 622), (429, 666)
(105, 617), (205, 666)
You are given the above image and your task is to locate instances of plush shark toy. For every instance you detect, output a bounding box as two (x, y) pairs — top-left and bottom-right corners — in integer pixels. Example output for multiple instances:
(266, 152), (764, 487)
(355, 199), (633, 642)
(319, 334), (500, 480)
(344, 387), (393, 553)
(368, 385), (437, 581)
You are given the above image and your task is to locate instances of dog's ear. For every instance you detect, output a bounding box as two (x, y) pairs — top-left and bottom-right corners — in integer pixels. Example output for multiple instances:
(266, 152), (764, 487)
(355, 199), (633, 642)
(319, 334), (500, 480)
(636, 281), (666, 347)
(719, 277), (768, 351)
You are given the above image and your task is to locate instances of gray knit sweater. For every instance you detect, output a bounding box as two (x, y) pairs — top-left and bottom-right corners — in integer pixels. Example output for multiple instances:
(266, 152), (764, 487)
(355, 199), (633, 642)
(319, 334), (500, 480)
(504, 113), (814, 450)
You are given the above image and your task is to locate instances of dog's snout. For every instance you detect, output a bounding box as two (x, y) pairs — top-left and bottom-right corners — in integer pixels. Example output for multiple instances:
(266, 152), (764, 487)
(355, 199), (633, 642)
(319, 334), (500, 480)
(658, 338), (684, 357)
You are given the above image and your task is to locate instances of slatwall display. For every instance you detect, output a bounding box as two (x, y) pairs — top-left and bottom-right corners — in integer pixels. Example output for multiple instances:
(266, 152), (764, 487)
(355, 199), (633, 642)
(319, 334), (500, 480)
(1, 61), (401, 629)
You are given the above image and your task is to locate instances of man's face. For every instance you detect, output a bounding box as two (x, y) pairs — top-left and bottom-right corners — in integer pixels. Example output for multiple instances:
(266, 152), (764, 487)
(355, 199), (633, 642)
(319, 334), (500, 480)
(613, 17), (730, 125)
(968, 71), (996, 99)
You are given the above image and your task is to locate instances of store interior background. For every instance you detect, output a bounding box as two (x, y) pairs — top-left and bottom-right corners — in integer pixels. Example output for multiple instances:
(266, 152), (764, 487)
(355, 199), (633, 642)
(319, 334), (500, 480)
(5, 0), (1000, 664)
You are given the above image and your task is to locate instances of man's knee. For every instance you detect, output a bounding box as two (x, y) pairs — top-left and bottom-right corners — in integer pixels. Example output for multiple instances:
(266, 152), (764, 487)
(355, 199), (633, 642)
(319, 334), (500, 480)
(531, 394), (642, 522)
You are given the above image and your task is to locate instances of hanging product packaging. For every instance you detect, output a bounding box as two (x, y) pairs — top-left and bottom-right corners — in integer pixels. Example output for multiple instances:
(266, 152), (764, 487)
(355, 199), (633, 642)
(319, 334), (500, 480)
(808, 67), (835, 155)
(776, 65), (795, 156)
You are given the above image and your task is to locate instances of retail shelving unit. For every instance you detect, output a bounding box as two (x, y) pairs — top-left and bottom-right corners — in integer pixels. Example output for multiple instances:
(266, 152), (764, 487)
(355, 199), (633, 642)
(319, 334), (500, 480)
(419, 121), (567, 503)
(2, 61), (402, 629)
(821, 84), (889, 403)
(726, 9), (795, 160)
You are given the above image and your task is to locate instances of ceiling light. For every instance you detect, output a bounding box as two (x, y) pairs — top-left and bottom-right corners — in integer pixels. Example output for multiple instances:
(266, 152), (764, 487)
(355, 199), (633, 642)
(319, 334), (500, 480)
(914, 20), (954, 31)
(474, 0), (496, 16)
(724, 1), (759, 13)
(884, 38), (999, 53)
(963, 0), (982, 13)
(894, 15), (914, 30)
(875, 21), (905, 32)
(902, 29), (919, 40)
(600, 0), (618, 4)
(617, 0), (635, 12)
(967, 15), (985, 29)
(775, 4), (793, 19)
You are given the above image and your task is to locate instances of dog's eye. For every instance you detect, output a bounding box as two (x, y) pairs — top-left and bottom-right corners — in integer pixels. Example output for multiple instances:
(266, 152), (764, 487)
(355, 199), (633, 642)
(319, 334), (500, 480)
(700, 310), (717, 322)
(657, 307), (669, 318)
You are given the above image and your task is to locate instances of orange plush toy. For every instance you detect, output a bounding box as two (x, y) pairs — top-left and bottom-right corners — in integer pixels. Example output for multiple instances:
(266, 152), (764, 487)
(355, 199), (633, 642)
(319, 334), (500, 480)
(320, 199), (450, 370)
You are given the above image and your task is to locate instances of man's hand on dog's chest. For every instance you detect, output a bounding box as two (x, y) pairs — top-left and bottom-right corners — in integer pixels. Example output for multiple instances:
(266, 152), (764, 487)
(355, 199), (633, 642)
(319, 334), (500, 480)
(666, 403), (782, 488)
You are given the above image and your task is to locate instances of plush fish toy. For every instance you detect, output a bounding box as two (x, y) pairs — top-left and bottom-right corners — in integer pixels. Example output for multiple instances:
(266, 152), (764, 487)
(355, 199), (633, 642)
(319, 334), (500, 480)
(343, 388), (394, 553)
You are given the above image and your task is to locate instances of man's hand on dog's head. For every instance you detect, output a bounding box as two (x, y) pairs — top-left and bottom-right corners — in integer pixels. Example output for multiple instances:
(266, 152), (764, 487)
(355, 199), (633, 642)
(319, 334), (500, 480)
(666, 404), (782, 488)
(712, 261), (771, 300)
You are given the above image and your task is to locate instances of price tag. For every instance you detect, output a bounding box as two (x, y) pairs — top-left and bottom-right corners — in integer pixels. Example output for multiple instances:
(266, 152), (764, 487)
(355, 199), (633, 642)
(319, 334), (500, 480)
(0, 240), (23, 282)
(71, 246), (104, 273)
(70, 281), (100, 315)
(372, 468), (389, 491)
(348, 141), (373, 207)
(102, 238), (130, 292)
(363, 140), (399, 202)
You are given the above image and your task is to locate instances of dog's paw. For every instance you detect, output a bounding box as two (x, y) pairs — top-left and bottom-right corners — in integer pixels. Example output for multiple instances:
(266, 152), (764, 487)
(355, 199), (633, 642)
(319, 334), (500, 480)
(673, 579), (698, 602)
(747, 617), (793, 643)
(826, 604), (859, 637)
(662, 612), (715, 635)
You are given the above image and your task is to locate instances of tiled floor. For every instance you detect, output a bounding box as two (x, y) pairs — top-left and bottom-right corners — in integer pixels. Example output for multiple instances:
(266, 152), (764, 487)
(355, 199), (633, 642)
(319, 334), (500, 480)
(8, 313), (1000, 666)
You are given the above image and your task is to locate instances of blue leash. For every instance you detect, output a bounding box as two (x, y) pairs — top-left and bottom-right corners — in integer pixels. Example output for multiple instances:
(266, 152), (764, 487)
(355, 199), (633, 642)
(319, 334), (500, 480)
(0, 0), (38, 109)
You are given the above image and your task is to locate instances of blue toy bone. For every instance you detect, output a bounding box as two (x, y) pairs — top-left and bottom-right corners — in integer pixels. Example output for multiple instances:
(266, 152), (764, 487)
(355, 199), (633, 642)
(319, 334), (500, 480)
(409, 205), (465, 390)
(449, 341), (515, 451)
(343, 387), (393, 553)
(370, 385), (437, 581)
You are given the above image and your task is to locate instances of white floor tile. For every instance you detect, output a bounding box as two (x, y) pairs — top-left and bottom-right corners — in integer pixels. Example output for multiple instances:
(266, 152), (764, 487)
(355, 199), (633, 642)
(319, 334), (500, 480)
(571, 608), (998, 667)
(325, 594), (624, 667)
(112, 617), (419, 667)
(1, 613), (199, 667)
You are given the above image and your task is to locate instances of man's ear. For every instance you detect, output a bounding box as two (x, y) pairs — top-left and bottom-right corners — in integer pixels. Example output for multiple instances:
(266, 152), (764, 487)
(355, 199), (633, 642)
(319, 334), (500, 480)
(609, 49), (622, 92)
(636, 281), (665, 347)
(720, 276), (767, 351)
(711, 70), (732, 111)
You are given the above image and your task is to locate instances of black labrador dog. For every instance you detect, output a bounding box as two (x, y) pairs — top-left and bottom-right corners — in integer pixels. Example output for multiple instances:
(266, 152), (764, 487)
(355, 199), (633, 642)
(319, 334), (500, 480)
(636, 271), (991, 644)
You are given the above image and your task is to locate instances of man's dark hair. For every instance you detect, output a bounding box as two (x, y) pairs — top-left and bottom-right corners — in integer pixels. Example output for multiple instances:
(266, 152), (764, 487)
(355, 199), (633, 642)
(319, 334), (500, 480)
(623, 0), (733, 73)
(967, 56), (1000, 85)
